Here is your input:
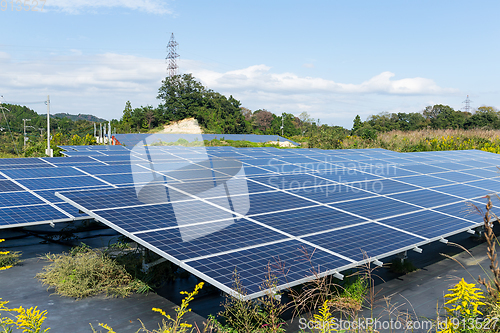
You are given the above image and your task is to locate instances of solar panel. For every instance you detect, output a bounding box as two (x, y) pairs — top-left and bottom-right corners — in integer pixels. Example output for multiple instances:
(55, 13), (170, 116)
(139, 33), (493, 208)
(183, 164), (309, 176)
(3, 145), (499, 299)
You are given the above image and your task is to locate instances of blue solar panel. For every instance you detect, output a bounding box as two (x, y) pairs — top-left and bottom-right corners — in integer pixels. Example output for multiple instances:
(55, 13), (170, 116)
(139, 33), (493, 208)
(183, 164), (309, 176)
(0, 158), (48, 166)
(459, 168), (500, 178)
(0, 204), (70, 227)
(399, 164), (450, 174)
(379, 210), (476, 239)
(312, 169), (383, 183)
(431, 184), (491, 200)
(329, 196), (420, 220)
(57, 185), (177, 210)
(2, 167), (86, 179)
(431, 171), (483, 183)
(0, 191), (45, 208)
(251, 206), (367, 236)
(432, 202), (484, 224)
(388, 189), (461, 208)
(284, 184), (375, 204)
(46, 146), (500, 299)
(136, 218), (288, 261)
(356, 179), (420, 195)
(0, 163), (51, 170)
(392, 175), (454, 187)
(0, 180), (24, 192)
(249, 174), (335, 190)
(208, 191), (315, 217)
(77, 164), (134, 175)
(426, 162), (472, 171)
(465, 179), (500, 193)
(18, 176), (108, 190)
(186, 240), (351, 295)
(96, 200), (235, 233)
(54, 203), (88, 218)
(301, 223), (424, 261)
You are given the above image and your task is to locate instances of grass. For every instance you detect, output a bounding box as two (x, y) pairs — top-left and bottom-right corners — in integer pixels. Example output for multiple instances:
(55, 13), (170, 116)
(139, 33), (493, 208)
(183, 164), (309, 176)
(340, 128), (500, 153)
(36, 244), (149, 299)
(0, 239), (21, 270)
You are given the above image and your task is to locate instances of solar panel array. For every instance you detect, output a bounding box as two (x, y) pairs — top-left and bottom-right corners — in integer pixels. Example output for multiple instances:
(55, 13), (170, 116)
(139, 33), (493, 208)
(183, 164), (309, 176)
(48, 144), (500, 299)
(112, 133), (299, 147)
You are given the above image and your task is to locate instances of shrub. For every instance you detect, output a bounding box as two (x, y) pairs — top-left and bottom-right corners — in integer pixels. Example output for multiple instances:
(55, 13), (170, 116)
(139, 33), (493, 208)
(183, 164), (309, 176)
(36, 246), (147, 298)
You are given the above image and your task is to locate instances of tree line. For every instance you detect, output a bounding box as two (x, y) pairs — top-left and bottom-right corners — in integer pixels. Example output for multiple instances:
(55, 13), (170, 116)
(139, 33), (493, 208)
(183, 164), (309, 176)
(351, 104), (500, 139)
(0, 104), (99, 156)
(112, 74), (316, 138)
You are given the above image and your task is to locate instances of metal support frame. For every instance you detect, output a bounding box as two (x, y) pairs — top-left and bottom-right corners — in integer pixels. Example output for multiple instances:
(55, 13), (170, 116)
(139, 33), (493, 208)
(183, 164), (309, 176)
(140, 245), (167, 272)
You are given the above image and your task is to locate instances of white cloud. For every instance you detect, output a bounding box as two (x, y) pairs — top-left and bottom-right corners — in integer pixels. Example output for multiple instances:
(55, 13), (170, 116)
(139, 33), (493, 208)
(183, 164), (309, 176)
(303, 63), (315, 68)
(189, 65), (458, 96)
(0, 52), (461, 128)
(45, 0), (173, 14)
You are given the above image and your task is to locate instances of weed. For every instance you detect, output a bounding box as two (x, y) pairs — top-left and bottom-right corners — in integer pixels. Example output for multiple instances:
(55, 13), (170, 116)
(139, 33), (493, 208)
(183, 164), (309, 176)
(0, 239), (21, 270)
(36, 246), (145, 298)
(0, 298), (50, 333)
(137, 282), (204, 333)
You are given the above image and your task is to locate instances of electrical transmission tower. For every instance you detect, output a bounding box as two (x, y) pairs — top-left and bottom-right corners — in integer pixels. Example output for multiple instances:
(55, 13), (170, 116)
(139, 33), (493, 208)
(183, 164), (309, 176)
(462, 95), (472, 113)
(166, 33), (179, 77)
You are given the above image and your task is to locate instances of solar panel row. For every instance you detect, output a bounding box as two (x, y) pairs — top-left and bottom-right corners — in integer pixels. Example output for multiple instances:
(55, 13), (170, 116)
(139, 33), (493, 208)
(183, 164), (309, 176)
(46, 145), (500, 299)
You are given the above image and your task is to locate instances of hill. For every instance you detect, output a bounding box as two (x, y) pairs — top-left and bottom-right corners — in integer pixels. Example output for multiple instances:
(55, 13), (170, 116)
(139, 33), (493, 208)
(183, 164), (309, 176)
(52, 113), (107, 123)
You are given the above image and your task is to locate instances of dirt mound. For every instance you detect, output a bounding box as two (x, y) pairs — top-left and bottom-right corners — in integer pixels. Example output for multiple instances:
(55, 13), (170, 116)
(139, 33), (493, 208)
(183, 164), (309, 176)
(160, 118), (203, 134)
(267, 140), (297, 147)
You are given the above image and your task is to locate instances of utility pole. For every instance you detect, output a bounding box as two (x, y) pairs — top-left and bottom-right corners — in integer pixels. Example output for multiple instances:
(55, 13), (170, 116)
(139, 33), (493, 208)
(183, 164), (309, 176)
(45, 95), (53, 157)
(23, 118), (31, 150)
(281, 113), (284, 136)
(108, 122), (111, 145)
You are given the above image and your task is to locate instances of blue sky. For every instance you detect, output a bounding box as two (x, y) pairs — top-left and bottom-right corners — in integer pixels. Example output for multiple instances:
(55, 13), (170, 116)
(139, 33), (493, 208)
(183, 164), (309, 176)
(0, 0), (498, 128)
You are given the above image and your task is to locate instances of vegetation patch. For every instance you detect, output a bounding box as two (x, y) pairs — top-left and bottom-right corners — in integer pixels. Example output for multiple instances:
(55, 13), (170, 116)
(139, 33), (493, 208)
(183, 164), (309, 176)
(0, 239), (21, 270)
(36, 244), (148, 299)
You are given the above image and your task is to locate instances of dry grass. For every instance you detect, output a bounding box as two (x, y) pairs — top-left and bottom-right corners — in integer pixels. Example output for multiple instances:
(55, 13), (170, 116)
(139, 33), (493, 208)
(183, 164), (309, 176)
(36, 246), (147, 299)
(339, 128), (500, 153)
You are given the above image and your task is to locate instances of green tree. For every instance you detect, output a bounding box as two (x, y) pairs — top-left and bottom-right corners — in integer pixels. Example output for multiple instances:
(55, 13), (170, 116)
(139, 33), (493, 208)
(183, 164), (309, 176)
(352, 115), (363, 134)
(157, 74), (206, 122)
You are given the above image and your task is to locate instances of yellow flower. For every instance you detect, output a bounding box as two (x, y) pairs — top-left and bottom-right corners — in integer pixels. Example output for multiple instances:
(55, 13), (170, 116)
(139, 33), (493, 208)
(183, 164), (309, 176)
(444, 278), (485, 316)
(98, 323), (116, 333)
